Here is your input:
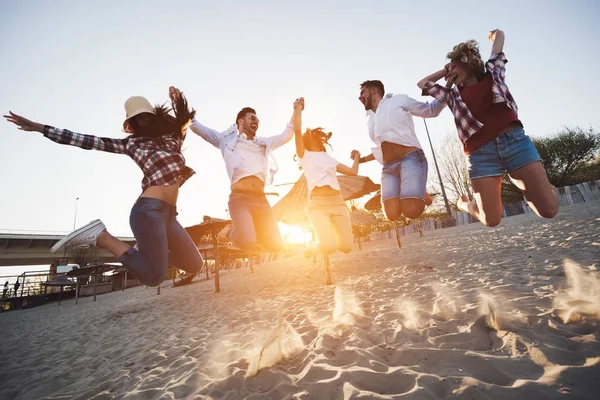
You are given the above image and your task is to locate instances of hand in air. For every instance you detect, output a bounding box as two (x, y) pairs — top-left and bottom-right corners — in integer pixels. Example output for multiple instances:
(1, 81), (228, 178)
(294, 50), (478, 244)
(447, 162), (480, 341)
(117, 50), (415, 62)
(169, 86), (182, 102)
(488, 29), (500, 42)
(294, 97), (305, 111)
(350, 150), (361, 160)
(3, 111), (42, 132)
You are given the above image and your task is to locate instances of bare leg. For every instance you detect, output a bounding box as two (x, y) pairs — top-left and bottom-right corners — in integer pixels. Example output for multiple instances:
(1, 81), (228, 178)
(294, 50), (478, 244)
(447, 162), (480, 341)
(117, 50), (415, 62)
(96, 230), (130, 259)
(457, 176), (503, 227)
(508, 161), (558, 219)
(383, 198), (402, 221)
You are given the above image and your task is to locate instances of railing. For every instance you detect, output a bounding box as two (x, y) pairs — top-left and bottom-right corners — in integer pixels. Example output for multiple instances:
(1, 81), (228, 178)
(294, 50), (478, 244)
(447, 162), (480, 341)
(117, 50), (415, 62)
(367, 179), (600, 240)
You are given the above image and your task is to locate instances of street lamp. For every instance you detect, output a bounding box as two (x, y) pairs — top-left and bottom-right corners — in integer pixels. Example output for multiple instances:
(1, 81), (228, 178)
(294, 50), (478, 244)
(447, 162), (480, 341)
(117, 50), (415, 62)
(422, 118), (452, 216)
(73, 197), (79, 230)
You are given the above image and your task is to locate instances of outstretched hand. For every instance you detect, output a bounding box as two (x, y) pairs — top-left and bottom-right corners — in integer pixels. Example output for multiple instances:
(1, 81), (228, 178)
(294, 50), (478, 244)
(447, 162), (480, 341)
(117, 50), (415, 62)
(294, 97), (305, 111)
(488, 29), (501, 42)
(169, 86), (182, 102)
(3, 111), (43, 132)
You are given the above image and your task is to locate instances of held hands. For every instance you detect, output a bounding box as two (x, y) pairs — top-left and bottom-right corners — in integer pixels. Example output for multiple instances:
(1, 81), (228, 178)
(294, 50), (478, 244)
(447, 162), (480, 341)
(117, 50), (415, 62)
(350, 150), (361, 161)
(3, 111), (43, 132)
(294, 97), (305, 111)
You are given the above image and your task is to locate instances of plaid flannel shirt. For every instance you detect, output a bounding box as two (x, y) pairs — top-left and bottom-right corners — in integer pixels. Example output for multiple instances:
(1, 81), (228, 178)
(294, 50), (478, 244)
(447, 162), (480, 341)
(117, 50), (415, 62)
(43, 126), (194, 191)
(422, 52), (518, 143)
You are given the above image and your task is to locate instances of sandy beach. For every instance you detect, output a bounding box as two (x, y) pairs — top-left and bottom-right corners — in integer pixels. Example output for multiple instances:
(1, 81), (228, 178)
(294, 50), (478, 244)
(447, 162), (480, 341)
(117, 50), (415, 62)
(1, 201), (599, 400)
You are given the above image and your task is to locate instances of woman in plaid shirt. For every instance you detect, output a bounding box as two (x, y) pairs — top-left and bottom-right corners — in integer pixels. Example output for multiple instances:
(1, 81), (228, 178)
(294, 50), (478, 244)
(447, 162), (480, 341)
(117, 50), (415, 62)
(418, 29), (558, 227)
(4, 88), (204, 286)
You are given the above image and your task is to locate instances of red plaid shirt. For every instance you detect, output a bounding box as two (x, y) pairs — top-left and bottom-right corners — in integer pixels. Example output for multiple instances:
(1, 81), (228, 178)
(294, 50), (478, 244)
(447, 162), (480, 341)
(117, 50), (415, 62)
(422, 52), (518, 143)
(43, 126), (195, 191)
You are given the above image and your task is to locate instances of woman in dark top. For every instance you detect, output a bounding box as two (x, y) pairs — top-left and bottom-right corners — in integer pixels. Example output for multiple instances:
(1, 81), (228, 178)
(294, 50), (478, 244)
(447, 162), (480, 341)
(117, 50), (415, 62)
(4, 87), (203, 286)
(418, 29), (557, 227)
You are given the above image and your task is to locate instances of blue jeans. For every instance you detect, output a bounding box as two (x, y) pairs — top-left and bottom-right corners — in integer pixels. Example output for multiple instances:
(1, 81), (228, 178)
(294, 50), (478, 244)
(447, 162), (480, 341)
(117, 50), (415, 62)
(119, 198), (204, 286)
(228, 192), (283, 252)
(467, 126), (541, 180)
(381, 149), (428, 202)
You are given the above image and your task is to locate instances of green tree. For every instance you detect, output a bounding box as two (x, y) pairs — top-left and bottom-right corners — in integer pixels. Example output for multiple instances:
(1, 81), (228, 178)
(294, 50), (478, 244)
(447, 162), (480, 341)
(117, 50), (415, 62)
(533, 126), (600, 186)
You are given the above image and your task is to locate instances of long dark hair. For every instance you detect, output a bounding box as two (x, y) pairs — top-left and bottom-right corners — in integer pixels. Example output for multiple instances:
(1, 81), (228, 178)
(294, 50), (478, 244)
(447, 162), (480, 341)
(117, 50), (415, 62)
(130, 94), (196, 139)
(303, 127), (333, 152)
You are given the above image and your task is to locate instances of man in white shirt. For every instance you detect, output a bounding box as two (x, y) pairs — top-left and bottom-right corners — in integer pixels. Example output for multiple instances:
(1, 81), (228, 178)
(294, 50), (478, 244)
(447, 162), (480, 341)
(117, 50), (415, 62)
(352, 80), (445, 221)
(174, 86), (304, 252)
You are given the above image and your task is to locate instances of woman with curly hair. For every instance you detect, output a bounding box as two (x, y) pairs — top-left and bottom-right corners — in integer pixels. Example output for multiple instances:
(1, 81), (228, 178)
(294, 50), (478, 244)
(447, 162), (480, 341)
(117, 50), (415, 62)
(293, 104), (360, 255)
(417, 29), (557, 227)
(3, 87), (204, 286)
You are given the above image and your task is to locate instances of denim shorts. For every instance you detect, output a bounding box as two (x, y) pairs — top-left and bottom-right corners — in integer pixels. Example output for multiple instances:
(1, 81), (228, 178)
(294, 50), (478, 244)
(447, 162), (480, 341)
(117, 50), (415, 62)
(467, 126), (541, 180)
(381, 149), (428, 202)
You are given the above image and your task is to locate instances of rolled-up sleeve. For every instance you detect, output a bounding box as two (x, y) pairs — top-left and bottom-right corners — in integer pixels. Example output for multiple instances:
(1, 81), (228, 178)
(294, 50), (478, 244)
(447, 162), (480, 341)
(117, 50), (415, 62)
(421, 81), (449, 103)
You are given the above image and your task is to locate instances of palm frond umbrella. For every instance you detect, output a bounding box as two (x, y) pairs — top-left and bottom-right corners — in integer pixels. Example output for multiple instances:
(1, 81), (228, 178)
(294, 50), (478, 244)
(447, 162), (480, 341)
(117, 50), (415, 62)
(349, 206), (379, 250)
(42, 275), (76, 305)
(273, 174), (380, 227)
(185, 216), (231, 293)
(363, 190), (405, 248)
(67, 263), (114, 304)
(364, 190), (382, 211)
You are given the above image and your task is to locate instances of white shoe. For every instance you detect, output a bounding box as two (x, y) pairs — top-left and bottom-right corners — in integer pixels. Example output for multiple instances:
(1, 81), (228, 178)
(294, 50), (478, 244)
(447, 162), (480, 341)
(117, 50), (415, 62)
(50, 219), (107, 253)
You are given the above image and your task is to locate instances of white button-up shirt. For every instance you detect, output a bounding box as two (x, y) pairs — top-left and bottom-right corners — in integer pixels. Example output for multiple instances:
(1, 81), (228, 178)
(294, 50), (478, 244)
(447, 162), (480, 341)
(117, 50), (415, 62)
(367, 93), (445, 164)
(189, 120), (294, 186)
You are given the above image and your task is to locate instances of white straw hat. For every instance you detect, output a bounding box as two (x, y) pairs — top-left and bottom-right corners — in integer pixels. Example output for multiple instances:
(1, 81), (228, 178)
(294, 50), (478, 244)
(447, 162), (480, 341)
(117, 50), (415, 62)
(123, 96), (155, 130)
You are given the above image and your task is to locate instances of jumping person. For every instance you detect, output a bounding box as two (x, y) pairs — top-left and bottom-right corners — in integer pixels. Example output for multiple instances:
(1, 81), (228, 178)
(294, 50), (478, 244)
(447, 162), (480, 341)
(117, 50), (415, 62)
(4, 90), (204, 287)
(294, 117), (360, 255)
(171, 86), (304, 252)
(351, 80), (444, 222)
(417, 29), (558, 227)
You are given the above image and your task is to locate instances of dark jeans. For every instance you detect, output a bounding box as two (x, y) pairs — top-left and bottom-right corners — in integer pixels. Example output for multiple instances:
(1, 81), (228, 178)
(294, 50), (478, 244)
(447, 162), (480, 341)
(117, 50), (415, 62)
(228, 191), (283, 252)
(119, 198), (204, 286)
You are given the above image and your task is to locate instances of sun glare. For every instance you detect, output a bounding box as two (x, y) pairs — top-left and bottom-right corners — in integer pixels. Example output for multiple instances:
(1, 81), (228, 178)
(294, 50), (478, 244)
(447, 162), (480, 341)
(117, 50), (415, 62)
(278, 223), (312, 245)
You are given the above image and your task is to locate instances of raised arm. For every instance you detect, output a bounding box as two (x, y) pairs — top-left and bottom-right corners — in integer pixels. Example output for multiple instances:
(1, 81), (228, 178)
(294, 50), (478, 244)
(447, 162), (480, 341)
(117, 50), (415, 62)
(417, 67), (448, 89)
(188, 120), (224, 148)
(293, 99), (305, 158)
(267, 97), (304, 150)
(404, 96), (446, 118)
(169, 86), (223, 148)
(489, 29), (505, 56)
(336, 152), (360, 176)
(4, 111), (127, 154)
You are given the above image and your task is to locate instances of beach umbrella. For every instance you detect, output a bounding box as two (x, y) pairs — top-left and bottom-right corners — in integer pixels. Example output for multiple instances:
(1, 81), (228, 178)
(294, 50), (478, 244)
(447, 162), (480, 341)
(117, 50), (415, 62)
(364, 190), (382, 211)
(185, 216), (232, 293)
(67, 263), (115, 303)
(273, 174), (380, 227)
(42, 275), (76, 305)
(349, 207), (378, 250)
(338, 175), (380, 201)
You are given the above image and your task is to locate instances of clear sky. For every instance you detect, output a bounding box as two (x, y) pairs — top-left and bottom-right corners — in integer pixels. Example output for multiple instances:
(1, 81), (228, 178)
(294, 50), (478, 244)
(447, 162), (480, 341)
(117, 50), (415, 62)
(1, 0), (598, 238)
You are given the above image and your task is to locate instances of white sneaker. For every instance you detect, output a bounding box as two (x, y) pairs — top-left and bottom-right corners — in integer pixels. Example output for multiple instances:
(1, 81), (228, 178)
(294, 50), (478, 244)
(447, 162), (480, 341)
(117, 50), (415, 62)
(50, 219), (107, 253)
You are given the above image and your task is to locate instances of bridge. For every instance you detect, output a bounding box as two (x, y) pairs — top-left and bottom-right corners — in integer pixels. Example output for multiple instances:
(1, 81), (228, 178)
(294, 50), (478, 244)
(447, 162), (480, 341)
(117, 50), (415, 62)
(0, 232), (136, 267)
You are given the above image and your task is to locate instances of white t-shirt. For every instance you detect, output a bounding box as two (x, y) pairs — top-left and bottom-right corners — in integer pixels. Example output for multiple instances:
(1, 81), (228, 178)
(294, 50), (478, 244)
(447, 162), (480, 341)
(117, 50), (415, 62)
(299, 151), (341, 193)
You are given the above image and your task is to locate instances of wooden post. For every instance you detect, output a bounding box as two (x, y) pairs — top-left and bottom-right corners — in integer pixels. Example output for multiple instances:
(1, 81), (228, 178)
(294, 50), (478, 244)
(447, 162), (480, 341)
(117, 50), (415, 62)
(123, 271), (127, 292)
(156, 285), (161, 295)
(323, 255), (332, 285)
(75, 279), (79, 305)
(93, 272), (98, 302)
(59, 285), (63, 306)
(213, 232), (220, 293)
(205, 252), (210, 280)
(393, 222), (402, 249)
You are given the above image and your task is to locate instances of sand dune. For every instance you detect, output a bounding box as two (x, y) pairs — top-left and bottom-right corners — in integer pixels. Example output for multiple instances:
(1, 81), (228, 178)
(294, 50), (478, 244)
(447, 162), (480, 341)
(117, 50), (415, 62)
(1, 201), (599, 399)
